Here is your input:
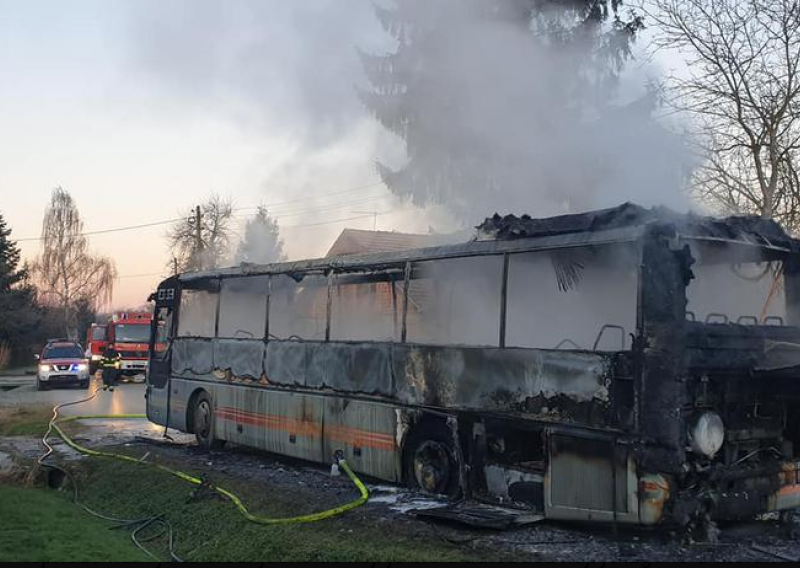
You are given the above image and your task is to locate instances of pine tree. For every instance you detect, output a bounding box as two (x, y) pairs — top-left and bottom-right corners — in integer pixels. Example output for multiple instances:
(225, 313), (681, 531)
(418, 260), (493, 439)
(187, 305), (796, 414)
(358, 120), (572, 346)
(0, 212), (38, 367)
(236, 207), (286, 265)
(360, 0), (646, 221)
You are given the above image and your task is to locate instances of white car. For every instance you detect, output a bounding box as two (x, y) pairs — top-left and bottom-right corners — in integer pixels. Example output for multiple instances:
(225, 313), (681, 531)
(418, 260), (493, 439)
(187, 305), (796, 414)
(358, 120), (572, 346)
(36, 341), (91, 390)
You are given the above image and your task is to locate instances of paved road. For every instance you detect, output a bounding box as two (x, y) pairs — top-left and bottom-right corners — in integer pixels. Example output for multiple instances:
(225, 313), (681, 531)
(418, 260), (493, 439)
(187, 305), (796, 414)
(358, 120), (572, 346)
(0, 375), (146, 417)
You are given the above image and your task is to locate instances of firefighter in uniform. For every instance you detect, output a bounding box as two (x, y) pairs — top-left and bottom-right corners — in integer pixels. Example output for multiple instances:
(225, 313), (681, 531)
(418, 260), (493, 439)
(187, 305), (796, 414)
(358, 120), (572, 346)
(101, 344), (121, 392)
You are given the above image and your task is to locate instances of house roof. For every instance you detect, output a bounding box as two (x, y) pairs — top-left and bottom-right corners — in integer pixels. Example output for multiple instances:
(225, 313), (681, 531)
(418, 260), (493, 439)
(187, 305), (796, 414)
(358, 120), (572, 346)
(327, 229), (444, 257)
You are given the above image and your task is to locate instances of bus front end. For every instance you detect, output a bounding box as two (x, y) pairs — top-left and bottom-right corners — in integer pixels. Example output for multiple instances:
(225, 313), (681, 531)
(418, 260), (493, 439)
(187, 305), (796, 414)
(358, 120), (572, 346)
(637, 222), (800, 530)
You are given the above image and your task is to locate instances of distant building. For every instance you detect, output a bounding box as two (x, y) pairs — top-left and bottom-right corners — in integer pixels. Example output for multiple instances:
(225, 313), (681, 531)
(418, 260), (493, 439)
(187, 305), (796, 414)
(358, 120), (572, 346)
(326, 228), (445, 257)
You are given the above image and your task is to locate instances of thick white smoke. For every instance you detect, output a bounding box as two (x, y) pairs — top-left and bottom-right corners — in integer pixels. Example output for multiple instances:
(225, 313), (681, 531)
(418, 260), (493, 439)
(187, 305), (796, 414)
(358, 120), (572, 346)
(128, 0), (693, 231)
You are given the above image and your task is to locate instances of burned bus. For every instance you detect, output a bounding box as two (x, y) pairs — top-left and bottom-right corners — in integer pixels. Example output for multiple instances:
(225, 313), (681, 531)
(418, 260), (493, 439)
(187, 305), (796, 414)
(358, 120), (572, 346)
(146, 203), (800, 528)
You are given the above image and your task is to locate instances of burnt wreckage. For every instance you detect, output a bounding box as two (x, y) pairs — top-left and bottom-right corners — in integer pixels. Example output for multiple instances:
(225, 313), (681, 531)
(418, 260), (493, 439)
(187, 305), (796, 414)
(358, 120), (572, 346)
(148, 203), (800, 527)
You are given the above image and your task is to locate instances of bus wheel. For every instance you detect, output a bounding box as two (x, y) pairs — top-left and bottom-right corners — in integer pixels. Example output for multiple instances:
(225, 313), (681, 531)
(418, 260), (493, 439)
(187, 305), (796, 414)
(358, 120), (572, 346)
(192, 392), (225, 452)
(404, 427), (460, 497)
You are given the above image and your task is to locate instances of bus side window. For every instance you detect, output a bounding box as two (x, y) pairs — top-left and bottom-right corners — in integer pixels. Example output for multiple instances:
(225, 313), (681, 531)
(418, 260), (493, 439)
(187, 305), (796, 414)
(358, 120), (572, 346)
(406, 256), (504, 348)
(270, 274), (328, 341)
(218, 276), (269, 340)
(506, 246), (638, 351)
(331, 272), (405, 343)
(177, 289), (218, 338)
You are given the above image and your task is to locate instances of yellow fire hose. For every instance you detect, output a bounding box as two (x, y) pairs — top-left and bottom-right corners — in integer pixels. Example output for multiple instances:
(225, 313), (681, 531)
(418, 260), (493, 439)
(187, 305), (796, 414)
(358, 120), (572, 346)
(50, 411), (370, 526)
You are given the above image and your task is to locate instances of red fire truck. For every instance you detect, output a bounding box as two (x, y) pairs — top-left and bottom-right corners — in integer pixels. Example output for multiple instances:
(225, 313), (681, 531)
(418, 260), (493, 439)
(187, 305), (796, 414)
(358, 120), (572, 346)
(86, 323), (108, 374)
(86, 312), (154, 377)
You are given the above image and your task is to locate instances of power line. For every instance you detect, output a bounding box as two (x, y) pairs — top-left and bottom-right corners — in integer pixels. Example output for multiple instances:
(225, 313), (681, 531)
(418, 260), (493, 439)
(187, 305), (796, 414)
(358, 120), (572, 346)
(113, 212), (396, 282)
(16, 217), (183, 243)
(234, 195), (394, 223)
(16, 180), (386, 243)
(281, 212), (393, 230)
(232, 181), (385, 213)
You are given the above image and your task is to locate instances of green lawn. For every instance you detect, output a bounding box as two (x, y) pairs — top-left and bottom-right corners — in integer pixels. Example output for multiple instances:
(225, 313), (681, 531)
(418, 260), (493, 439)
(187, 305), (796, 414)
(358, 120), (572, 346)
(0, 485), (149, 562)
(0, 406), (54, 437)
(76, 459), (510, 562)
(0, 456), (514, 562)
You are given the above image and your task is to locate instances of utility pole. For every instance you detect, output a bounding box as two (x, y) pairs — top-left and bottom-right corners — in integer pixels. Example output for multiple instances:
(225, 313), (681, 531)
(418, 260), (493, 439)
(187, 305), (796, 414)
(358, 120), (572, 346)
(194, 205), (204, 271)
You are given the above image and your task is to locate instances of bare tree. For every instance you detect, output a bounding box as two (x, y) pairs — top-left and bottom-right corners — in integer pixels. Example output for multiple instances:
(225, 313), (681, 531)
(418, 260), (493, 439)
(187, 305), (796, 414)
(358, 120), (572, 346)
(646, 0), (800, 231)
(33, 188), (117, 338)
(169, 194), (235, 273)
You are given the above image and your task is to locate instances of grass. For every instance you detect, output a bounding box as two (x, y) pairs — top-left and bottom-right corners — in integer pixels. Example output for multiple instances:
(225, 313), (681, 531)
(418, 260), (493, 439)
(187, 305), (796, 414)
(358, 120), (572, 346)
(0, 406), (54, 437)
(72, 458), (509, 562)
(0, 409), (519, 562)
(0, 485), (150, 562)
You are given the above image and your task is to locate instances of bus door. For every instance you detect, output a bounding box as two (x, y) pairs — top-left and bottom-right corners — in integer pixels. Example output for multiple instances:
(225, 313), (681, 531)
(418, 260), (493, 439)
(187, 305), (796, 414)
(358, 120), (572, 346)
(146, 284), (178, 426)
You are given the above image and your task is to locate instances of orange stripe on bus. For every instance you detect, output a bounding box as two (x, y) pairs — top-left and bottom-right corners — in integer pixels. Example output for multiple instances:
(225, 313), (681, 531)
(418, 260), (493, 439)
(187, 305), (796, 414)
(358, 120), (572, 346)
(216, 407), (396, 451)
(217, 409), (322, 438)
(778, 485), (800, 497)
(218, 407), (397, 442)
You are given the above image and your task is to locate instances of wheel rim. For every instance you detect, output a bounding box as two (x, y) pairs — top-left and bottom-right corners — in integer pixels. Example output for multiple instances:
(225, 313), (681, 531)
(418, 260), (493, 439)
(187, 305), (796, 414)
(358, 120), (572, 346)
(196, 400), (212, 440)
(413, 441), (451, 494)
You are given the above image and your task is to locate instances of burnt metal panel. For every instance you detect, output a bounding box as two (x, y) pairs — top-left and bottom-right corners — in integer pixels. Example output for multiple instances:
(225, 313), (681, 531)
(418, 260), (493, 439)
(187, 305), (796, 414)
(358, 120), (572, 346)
(306, 343), (393, 396)
(179, 339), (614, 427)
(322, 397), (400, 482)
(479, 203), (795, 250)
(413, 502), (544, 529)
(545, 434), (639, 524)
(392, 344), (612, 426)
(548, 435), (628, 514)
(786, 255), (800, 327)
(265, 341), (307, 386)
(213, 339), (265, 379)
(171, 338), (214, 375)
(638, 225), (692, 472)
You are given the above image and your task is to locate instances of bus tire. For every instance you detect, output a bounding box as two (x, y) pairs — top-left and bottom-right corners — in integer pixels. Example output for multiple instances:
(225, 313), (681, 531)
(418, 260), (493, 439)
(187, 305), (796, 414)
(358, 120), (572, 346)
(192, 391), (225, 452)
(403, 424), (460, 498)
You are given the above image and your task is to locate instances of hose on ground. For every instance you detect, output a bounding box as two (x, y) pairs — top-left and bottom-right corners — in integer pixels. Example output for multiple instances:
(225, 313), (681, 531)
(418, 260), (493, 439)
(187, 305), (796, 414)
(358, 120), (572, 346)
(52, 412), (370, 524)
(40, 384), (370, 558)
(38, 386), (183, 562)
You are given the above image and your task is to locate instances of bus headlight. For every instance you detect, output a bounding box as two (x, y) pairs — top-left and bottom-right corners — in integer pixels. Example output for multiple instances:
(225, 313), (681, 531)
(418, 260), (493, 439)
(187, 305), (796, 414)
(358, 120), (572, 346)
(689, 412), (725, 459)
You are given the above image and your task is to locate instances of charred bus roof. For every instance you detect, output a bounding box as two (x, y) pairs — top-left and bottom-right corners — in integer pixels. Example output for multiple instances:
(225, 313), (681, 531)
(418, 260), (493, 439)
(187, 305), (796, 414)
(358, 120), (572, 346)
(176, 203), (798, 285)
(478, 202), (796, 250)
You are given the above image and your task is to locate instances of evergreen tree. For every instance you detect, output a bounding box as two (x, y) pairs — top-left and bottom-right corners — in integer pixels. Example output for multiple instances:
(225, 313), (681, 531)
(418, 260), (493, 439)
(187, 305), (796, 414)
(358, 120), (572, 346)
(0, 212), (38, 366)
(236, 207), (286, 265)
(360, 0), (648, 221)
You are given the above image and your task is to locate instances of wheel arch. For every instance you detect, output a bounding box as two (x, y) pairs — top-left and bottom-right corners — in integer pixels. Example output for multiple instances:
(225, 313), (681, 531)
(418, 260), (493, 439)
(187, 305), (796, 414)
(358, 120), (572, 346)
(400, 411), (464, 493)
(185, 387), (210, 435)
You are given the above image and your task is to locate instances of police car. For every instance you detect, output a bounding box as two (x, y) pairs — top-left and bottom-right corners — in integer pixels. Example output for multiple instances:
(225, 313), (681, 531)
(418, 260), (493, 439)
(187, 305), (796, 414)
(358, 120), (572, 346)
(36, 340), (92, 390)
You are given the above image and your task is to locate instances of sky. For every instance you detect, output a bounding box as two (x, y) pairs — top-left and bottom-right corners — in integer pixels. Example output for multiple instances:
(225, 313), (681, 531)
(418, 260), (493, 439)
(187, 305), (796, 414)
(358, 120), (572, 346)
(0, 0), (685, 309)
